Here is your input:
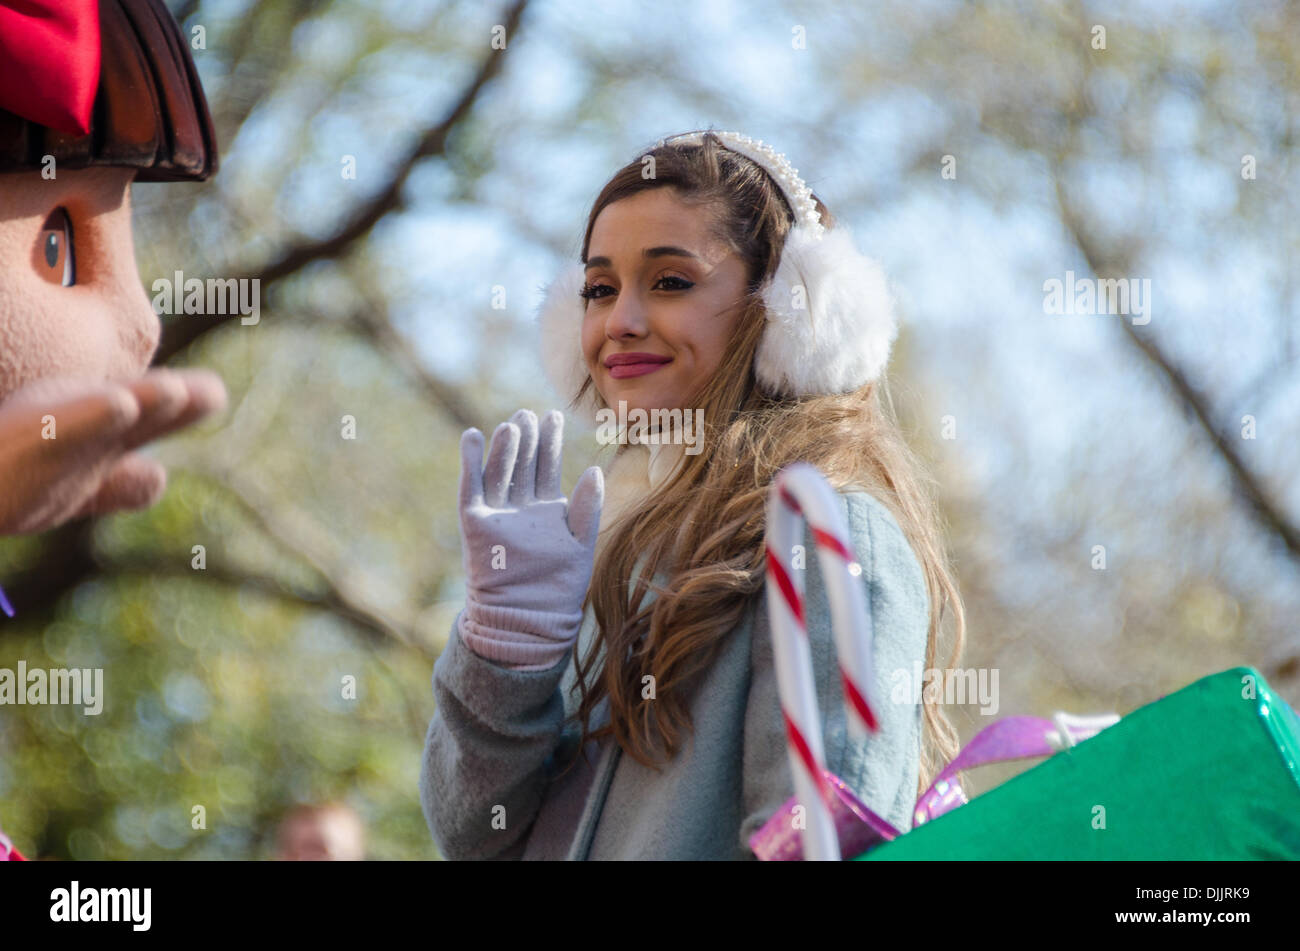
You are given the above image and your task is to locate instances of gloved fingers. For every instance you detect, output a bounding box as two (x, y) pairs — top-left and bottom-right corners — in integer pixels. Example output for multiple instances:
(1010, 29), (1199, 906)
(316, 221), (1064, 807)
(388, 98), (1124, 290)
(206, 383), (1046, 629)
(482, 421), (520, 509)
(535, 409), (563, 500)
(566, 465), (604, 548)
(458, 427), (485, 509)
(507, 408), (538, 506)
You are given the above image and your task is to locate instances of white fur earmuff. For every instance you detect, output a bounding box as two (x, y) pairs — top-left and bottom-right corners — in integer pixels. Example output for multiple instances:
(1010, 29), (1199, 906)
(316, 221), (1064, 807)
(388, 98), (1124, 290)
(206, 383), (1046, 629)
(537, 260), (600, 423)
(754, 221), (898, 398)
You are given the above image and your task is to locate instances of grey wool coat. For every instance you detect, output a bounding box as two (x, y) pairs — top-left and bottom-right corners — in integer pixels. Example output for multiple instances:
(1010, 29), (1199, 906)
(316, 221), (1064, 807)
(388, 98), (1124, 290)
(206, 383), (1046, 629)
(419, 487), (931, 860)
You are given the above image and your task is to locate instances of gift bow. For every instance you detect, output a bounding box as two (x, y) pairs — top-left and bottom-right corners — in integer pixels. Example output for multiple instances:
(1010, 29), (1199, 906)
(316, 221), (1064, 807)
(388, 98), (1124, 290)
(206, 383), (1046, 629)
(749, 711), (1121, 861)
(0, 0), (102, 135)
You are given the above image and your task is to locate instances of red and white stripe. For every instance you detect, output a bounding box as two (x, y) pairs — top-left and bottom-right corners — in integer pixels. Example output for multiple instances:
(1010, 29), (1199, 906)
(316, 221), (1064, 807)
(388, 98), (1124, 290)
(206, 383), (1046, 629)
(764, 463), (881, 861)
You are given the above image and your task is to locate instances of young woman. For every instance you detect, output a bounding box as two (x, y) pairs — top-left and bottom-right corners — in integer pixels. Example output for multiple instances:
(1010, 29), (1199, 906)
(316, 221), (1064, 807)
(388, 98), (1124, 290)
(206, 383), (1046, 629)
(420, 129), (965, 860)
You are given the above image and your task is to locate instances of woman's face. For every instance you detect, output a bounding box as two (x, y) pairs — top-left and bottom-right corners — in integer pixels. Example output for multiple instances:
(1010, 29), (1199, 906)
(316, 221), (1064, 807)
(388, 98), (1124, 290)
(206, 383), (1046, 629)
(580, 187), (749, 416)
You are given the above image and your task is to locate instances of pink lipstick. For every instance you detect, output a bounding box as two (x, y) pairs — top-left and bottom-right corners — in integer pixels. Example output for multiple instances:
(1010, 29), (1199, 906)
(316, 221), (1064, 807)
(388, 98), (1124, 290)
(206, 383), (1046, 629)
(605, 352), (672, 379)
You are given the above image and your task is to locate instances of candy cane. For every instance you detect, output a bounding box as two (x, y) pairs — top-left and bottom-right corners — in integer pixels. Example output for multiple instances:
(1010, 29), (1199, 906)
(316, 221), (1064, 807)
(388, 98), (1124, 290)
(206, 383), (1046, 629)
(765, 462), (881, 861)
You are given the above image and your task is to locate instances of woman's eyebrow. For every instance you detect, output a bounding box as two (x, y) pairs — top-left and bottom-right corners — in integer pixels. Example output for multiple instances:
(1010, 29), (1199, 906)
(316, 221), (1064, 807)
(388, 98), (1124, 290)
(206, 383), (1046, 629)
(584, 246), (700, 271)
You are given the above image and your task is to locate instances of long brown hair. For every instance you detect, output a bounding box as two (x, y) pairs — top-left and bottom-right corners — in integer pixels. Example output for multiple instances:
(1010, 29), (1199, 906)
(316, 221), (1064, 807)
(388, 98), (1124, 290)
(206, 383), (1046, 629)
(562, 130), (964, 799)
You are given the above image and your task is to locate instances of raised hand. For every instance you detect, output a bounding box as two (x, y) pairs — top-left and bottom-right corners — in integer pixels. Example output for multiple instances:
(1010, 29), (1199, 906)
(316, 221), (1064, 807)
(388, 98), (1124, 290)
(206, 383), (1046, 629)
(458, 408), (603, 620)
(0, 368), (227, 535)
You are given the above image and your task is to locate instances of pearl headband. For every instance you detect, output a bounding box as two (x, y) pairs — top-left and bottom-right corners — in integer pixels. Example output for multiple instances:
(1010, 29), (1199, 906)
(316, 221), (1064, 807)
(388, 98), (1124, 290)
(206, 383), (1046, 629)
(655, 130), (826, 236)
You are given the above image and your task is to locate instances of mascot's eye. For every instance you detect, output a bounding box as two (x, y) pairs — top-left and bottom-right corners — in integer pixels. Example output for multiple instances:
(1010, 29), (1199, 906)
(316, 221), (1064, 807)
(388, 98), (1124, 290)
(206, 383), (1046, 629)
(38, 208), (75, 287)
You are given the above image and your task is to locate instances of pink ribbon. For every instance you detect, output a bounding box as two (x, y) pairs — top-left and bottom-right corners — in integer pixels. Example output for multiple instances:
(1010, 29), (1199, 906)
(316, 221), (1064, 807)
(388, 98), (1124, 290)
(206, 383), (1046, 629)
(750, 713), (1117, 860)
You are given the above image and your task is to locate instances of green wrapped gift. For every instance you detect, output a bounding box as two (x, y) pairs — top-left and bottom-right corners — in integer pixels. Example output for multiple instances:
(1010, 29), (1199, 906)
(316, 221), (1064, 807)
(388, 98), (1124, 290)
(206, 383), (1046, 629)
(857, 666), (1300, 860)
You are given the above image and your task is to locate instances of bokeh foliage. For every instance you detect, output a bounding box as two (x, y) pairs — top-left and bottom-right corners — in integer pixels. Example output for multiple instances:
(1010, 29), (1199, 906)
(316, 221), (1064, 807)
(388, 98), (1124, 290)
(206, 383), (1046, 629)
(1, 0), (1297, 858)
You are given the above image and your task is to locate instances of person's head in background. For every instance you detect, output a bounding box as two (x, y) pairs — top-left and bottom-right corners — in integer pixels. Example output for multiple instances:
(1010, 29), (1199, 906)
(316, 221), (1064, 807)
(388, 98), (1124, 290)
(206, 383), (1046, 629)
(275, 803), (366, 861)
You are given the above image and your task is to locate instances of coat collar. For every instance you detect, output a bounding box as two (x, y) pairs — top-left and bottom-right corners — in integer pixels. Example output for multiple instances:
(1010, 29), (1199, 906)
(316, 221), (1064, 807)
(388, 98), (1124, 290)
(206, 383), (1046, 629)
(594, 440), (686, 562)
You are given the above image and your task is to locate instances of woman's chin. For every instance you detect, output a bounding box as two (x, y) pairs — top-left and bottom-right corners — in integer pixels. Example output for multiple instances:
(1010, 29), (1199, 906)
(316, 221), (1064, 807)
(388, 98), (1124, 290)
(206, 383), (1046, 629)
(597, 389), (669, 416)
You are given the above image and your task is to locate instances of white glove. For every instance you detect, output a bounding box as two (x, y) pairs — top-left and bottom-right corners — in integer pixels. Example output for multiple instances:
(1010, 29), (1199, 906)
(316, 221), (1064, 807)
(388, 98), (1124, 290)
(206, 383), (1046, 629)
(455, 408), (603, 670)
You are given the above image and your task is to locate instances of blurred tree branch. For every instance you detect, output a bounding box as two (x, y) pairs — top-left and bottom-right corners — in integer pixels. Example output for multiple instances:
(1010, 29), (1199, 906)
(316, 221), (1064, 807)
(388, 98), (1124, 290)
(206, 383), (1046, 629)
(101, 556), (396, 648)
(1, 521), (97, 623)
(207, 0), (331, 154)
(154, 0), (532, 364)
(170, 0), (200, 26)
(349, 306), (478, 432)
(100, 549), (447, 740)
(1051, 174), (1300, 566)
(208, 466), (432, 658)
(9, 2), (531, 625)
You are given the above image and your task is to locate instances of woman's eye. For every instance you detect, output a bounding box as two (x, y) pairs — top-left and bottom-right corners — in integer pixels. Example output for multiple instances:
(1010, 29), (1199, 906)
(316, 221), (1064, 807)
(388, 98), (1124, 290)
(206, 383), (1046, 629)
(37, 207), (75, 287)
(578, 276), (693, 302)
(579, 282), (613, 301)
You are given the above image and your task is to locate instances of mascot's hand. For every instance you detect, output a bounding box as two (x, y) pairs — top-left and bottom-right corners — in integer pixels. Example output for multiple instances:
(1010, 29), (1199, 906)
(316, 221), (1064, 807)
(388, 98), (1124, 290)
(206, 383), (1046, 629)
(0, 368), (227, 535)
(457, 408), (603, 621)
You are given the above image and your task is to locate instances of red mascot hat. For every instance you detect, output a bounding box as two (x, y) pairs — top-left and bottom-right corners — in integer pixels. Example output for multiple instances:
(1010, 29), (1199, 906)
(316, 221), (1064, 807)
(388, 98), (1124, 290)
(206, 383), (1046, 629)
(0, 0), (217, 181)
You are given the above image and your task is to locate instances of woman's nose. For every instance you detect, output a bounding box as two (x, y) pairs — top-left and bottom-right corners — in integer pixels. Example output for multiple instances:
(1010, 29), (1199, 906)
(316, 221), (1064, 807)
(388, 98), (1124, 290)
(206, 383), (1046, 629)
(604, 291), (648, 339)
